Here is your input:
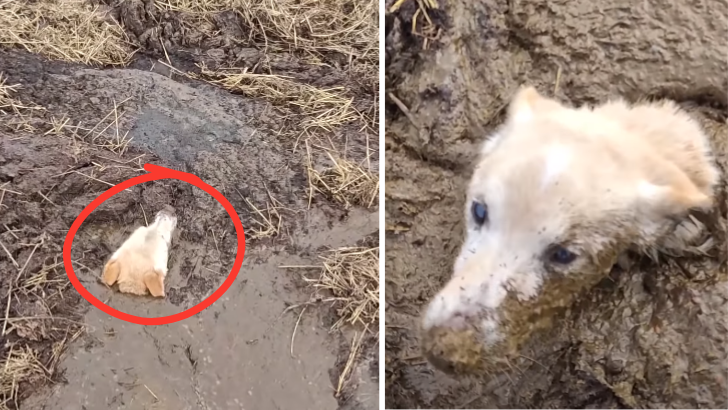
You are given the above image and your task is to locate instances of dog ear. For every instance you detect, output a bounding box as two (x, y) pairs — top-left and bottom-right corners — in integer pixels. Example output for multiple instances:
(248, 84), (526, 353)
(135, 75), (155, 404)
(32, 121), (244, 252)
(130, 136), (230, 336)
(636, 166), (713, 217)
(102, 260), (120, 286)
(481, 86), (561, 157)
(144, 270), (166, 298)
(507, 86), (562, 125)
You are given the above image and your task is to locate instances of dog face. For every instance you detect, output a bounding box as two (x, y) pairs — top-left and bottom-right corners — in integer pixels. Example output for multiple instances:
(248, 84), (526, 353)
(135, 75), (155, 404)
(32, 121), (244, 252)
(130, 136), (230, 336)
(102, 207), (178, 298)
(421, 87), (716, 375)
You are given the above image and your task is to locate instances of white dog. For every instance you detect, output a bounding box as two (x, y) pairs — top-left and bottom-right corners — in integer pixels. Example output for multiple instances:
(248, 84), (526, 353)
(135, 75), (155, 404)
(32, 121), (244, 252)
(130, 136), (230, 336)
(102, 207), (177, 297)
(420, 86), (719, 374)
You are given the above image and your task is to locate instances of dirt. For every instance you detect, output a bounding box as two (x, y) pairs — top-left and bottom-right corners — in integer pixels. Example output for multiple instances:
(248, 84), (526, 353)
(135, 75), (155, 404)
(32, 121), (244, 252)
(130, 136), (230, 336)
(384, 0), (728, 408)
(0, 1), (378, 408)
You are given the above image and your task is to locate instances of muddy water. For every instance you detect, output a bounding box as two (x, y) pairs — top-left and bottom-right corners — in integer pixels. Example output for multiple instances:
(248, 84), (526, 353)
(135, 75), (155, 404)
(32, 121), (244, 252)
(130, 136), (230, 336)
(385, 0), (728, 407)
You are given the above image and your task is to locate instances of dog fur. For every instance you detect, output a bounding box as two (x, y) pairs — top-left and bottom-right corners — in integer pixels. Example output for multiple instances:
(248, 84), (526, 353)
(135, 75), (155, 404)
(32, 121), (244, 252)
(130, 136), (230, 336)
(102, 207), (177, 297)
(420, 86), (719, 374)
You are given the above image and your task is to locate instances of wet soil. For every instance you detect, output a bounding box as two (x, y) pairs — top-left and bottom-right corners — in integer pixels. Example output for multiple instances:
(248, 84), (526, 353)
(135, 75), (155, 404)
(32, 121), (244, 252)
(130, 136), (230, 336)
(102, 0), (378, 137)
(0, 2), (377, 407)
(384, 0), (728, 408)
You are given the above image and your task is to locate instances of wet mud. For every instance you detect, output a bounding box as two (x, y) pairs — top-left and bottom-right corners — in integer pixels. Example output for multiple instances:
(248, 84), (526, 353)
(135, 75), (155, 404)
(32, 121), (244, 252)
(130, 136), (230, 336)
(384, 0), (727, 408)
(0, 3), (377, 405)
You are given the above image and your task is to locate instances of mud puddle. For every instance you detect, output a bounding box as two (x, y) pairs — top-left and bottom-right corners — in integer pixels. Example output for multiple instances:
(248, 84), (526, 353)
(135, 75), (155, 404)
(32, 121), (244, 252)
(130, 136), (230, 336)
(22, 217), (372, 410)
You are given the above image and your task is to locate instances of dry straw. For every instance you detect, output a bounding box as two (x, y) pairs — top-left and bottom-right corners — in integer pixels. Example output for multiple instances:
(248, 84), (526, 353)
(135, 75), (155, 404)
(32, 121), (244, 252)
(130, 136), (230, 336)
(284, 245), (378, 398)
(0, 0), (135, 66)
(0, 326), (84, 409)
(158, 0), (378, 130)
(335, 328), (367, 397)
(0, 241), (86, 409)
(0, 73), (44, 131)
(156, 0), (377, 63)
(197, 64), (358, 133)
(306, 150), (378, 209)
(241, 189), (286, 240)
(306, 246), (379, 330)
(236, 0), (378, 62)
(0, 346), (45, 408)
(388, 0), (441, 50)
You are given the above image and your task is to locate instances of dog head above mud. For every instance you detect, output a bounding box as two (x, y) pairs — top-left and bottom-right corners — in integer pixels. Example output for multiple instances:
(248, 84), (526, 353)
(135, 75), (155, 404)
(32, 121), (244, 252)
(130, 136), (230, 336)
(420, 86), (719, 375)
(102, 206), (178, 298)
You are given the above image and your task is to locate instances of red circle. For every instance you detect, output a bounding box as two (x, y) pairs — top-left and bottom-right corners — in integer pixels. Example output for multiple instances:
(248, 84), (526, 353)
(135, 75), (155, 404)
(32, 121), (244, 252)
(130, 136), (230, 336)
(62, 163), (246, 325)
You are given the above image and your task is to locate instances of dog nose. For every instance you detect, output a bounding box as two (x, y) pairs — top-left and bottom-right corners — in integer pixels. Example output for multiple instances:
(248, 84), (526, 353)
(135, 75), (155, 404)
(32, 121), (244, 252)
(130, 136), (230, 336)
(421, 324), (484, 375)
(423, 346), (458, 374)
(160, 204), (176, 215)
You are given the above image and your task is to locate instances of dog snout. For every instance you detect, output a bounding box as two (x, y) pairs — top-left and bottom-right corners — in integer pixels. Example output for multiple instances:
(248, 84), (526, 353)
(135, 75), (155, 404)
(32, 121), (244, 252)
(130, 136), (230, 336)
(421, 300), (509, 376)
(423, 267), (504, 330)
(422, 267), (509, 375)
(423, 291), (477, 331)
(421, 321), (485, 375)
(420, 290), (482, 374)
(156, 205), (176, 219)
(154, 206), (177, 225)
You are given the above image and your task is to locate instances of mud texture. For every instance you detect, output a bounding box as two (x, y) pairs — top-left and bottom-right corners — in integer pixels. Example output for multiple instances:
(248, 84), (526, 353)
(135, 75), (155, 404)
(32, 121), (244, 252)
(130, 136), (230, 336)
(0, 24), (376, 410)
(104, 0), (378, 127)
(385, 0), (728, 408)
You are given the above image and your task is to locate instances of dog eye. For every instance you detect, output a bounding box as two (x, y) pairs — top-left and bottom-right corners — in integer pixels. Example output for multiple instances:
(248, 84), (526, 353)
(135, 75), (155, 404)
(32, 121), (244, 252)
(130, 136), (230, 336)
(471, 201), (488, 226)
(549, 246), (577, 264)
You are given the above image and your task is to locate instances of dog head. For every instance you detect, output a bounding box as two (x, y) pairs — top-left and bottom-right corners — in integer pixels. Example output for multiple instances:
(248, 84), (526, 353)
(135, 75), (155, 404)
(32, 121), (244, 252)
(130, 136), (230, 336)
(420, 86), (715, 375)
(103, 205), (178, 297)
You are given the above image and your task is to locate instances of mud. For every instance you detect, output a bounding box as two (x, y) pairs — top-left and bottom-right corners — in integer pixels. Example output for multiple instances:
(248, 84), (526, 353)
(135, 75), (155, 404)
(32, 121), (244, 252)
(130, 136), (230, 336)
(103, 0), (378, 127)
(385, 0), (728, 408)
(0, 37), (376, 410)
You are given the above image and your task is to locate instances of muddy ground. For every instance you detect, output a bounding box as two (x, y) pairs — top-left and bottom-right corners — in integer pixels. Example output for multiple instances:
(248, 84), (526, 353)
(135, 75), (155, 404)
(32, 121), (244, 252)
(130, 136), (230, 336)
(385, 0), (727, 408)
(0, 2), (378, 409)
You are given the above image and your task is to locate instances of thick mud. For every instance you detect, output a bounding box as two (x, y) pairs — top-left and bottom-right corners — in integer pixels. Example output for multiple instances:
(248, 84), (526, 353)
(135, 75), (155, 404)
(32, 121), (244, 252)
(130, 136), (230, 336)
(385, 0), (727, 408)
(0, 10), (377, 408)
(104, 0), (378, 138)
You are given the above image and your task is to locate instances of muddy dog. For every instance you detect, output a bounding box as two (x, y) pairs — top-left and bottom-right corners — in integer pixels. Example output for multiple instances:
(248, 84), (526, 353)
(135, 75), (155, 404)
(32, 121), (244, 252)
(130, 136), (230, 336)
(102, 206), (177, 297)
(420, 86), (719, 375)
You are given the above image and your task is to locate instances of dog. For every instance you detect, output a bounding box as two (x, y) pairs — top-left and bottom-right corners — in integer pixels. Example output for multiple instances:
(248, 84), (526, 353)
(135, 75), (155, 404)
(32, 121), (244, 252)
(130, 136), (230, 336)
(102, 206), (177, 297)
(420, 86), (719, 375)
